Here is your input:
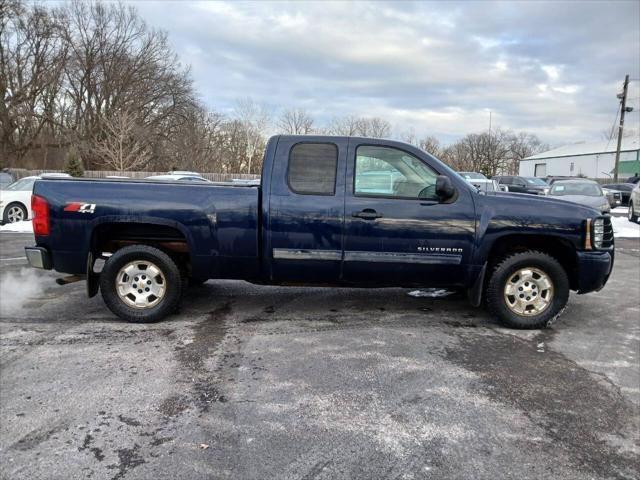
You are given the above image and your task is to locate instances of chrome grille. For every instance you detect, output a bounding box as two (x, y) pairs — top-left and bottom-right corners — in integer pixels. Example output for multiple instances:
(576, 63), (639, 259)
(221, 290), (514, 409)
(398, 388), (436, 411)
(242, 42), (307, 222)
(601, 216), (614, 249)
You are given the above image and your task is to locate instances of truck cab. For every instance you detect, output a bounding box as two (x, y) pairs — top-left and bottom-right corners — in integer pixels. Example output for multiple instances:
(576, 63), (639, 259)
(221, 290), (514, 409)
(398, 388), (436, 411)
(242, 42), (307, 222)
(263, 136), (476, 288)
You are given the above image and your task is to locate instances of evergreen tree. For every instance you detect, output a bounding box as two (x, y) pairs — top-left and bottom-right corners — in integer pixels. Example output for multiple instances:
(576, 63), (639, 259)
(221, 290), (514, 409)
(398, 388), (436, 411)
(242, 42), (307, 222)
(64, 148), (85, 177)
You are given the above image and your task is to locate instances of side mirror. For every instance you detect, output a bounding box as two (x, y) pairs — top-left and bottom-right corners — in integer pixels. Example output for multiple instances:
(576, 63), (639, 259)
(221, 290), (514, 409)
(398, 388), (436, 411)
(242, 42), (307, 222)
(436, 175), (455, 201)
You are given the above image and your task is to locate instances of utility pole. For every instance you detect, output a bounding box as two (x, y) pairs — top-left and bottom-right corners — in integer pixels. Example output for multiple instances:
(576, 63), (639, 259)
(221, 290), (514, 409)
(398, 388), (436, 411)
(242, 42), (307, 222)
(613, 75), (631, 182)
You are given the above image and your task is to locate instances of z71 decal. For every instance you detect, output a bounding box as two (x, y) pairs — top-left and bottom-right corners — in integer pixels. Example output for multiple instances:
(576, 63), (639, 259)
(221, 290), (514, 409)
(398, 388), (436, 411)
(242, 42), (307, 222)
(64, 202), (96, 214)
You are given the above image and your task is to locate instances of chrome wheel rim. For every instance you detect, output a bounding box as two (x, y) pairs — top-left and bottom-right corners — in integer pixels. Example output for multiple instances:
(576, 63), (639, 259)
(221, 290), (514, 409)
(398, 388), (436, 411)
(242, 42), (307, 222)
(7, 206), (24, 223)
(116, 261), (166, 309)
(503, 267), (554, 316)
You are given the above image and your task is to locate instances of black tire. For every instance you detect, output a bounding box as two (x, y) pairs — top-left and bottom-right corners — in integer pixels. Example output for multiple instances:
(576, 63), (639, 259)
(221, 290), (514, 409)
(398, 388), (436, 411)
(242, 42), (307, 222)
(629, 201), (638, 223)
(3, 202), (27, 224)
(486, 251), (569, 329)
(100, 245), (183, 323)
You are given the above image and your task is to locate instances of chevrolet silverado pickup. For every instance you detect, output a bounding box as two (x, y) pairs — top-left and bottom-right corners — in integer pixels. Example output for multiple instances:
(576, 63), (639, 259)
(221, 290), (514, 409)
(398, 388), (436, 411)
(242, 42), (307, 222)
(25, 135), (614, 329)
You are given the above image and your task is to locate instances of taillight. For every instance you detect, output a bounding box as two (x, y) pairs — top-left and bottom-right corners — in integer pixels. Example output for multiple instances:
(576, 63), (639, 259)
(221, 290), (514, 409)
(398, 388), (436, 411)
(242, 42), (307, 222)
(31, 195), (50, 236)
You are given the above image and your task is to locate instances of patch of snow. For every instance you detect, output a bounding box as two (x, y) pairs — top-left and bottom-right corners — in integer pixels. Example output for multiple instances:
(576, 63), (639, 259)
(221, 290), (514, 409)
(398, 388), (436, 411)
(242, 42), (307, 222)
(612, 206), (629, 214)
(407, 288), (453, 298)
(611, 215), (640, 238)
(0, 220), (33, 233)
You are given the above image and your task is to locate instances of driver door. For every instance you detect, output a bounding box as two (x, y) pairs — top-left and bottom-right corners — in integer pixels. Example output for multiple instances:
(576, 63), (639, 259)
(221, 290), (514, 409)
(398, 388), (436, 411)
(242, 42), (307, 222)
(342, 140), (476, 287)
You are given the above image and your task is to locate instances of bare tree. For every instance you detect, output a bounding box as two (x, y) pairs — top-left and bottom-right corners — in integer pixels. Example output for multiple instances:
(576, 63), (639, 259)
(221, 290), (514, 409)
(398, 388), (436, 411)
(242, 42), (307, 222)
(234, 98), (270, 173)
(60, 1), (194, 168)
(507, 131), (547, 174)
(0, 0), (67, 165)
(92, 110), (152, 173)
(327, 115), (361, 136)
(358, 117), (392, 138)
(277, 108), (314, 135)
(327, 115), (391, 138)
(160, 104), (226, 172)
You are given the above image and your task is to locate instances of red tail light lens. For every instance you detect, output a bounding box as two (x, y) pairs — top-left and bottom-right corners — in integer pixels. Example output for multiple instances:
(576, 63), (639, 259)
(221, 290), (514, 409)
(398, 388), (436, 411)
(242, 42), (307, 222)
(31, 195), (50, 236)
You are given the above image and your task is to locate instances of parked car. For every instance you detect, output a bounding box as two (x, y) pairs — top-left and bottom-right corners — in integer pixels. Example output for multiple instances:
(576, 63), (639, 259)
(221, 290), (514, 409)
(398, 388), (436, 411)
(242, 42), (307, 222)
(628, 183), (640, 222)
(464, 177), (500, 194)
(600, 187), (622, 208)
(0, 174), (71, 224)
(548, 179), (611, 214)
(145, 174), (211, 183)
(493, 175), (549, 195)
(459, 172), (487, 180)
(0, 171), (15, 190)
(601, 183), (634, 206)
(25, 135), (614, 330)
(625, 173), (640, 184)
(545, 176), (582, 185)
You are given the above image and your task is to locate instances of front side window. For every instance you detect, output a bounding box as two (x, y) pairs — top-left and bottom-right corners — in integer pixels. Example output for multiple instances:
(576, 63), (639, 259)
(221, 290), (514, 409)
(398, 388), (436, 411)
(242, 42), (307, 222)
(288, 143), (338, 195)
(354, 146), (439, 200)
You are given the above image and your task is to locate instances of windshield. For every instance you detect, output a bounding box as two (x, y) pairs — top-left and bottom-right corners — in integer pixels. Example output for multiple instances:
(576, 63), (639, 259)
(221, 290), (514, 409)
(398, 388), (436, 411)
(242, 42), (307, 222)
(5, 177), (35, 191)
(525, 177), (547, 186)
(459, 172), (486, 180)
(550, 182), (603, 197)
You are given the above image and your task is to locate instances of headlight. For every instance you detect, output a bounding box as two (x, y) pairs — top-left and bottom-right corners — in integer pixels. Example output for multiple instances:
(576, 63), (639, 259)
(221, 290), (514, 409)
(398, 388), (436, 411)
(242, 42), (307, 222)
(593, 218), (604, 248)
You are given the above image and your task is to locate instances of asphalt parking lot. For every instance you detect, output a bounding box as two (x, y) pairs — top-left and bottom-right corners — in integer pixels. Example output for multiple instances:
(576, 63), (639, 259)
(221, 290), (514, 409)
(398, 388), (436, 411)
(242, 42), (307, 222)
(0, 232), (638, 480)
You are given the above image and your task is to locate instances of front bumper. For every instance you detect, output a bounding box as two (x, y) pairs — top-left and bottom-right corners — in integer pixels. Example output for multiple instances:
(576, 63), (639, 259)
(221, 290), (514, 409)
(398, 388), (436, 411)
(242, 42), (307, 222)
(576, 250), (613, 293)
(25, 246), (52, 270)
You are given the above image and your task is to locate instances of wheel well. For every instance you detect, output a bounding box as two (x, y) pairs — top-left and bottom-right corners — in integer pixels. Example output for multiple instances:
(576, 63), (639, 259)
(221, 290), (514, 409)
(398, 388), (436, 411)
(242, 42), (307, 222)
(5, 201), (27, 211)
(91, 223), (191, 274)
(487, 235), (579, 290)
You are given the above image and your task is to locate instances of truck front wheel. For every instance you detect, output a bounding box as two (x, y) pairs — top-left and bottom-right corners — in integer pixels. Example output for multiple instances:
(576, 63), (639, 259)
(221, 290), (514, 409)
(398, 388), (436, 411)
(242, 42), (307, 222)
(100, 245), (183, 323)
(486, 251), (569, 329)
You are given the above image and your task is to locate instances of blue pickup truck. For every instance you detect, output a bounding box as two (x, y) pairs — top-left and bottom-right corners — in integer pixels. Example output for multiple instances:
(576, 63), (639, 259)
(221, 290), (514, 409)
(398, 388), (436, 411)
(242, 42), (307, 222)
(25, 135), (614, 329)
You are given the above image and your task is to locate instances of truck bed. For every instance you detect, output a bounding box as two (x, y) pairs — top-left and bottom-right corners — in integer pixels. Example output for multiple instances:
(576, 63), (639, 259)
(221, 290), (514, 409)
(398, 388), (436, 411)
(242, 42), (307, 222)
(33, 177), (261, 280)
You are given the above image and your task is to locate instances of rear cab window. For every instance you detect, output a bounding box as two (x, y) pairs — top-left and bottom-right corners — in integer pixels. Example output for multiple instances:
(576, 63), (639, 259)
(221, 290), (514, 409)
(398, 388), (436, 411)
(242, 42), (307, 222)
(288, 143), (338, 195)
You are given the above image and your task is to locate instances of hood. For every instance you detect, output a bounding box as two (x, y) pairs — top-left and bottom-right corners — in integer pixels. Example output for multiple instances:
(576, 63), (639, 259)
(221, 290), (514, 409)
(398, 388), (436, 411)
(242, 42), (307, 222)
(489, 191), (602, 216)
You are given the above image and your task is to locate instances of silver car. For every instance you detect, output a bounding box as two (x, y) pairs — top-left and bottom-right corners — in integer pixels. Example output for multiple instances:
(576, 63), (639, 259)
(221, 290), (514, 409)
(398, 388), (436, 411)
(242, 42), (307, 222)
(629, 183), (640, 222)
(548, 179), (611, 214)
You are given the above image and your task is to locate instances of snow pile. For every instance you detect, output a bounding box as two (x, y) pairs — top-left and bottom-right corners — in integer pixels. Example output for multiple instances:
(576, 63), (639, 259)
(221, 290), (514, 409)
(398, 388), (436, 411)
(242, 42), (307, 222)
(611, 216), (640, 238)
(612, 206), (629, 214)
(0, 220), (33, 233)
(0, 267), (48, 315)
(407, 288), (453, 298)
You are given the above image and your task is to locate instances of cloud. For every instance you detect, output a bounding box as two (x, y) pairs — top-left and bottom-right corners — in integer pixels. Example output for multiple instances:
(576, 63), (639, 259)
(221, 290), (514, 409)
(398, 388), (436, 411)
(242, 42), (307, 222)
(134, 0), (640, 145)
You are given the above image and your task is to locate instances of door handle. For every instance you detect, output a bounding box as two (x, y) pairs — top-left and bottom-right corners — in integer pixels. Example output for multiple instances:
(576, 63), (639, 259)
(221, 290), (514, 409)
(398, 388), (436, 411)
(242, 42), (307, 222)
(352, 209), (383, 220)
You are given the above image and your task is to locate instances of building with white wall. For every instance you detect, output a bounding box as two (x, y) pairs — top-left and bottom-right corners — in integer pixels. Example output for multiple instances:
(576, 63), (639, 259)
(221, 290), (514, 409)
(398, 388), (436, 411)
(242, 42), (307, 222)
(519, 137), (640, 180)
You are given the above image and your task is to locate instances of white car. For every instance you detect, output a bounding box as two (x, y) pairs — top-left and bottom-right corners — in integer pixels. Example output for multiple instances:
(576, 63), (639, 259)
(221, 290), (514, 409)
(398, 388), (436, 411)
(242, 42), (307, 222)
(0, 174), (71, 224)
(629, 183), (640, 223)
(145, 174), (210, 183)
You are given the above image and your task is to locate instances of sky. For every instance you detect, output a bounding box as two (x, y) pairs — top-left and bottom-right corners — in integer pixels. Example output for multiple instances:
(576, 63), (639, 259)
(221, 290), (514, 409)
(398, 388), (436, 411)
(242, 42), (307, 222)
(133, 0), (640, 146)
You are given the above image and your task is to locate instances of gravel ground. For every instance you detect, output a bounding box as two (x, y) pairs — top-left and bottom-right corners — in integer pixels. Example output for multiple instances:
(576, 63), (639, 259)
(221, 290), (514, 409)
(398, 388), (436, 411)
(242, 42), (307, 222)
(0, 232), (639, 480)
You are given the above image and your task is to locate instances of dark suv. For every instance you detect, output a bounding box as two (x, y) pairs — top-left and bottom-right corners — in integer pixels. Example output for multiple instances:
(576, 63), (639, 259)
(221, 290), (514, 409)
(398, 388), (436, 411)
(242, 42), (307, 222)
(493, 175), (549, 195)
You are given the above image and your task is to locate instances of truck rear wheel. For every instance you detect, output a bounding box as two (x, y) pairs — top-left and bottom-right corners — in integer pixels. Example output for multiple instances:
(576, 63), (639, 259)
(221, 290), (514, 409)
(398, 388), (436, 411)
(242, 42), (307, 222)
(100, 245), (182, 323)
(486, 251), (569, 329)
